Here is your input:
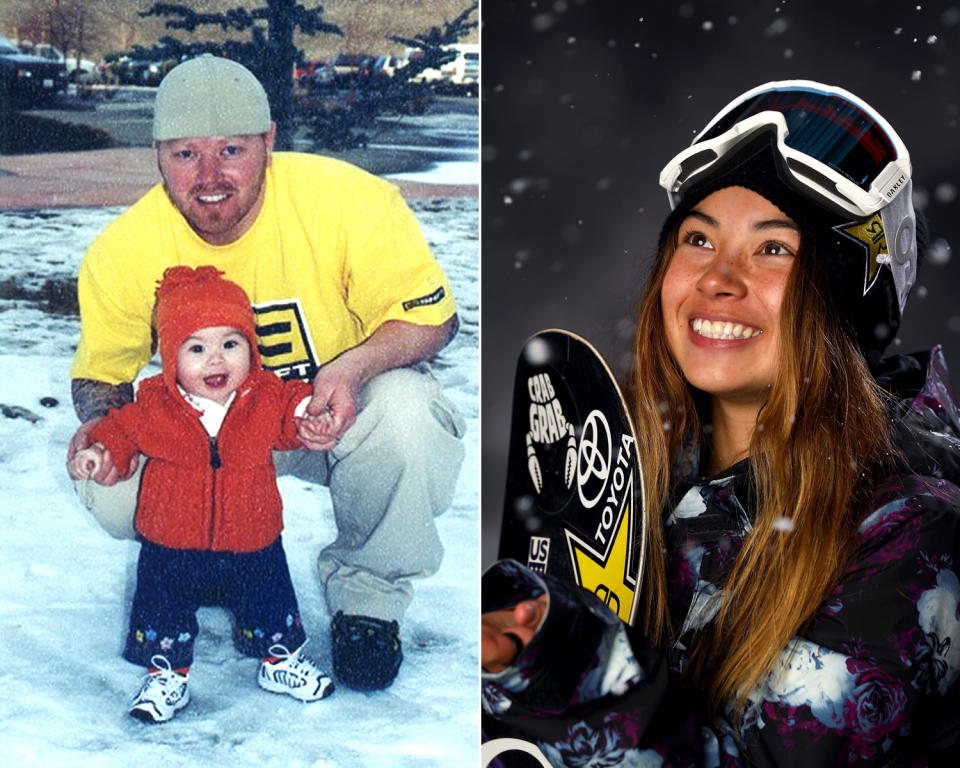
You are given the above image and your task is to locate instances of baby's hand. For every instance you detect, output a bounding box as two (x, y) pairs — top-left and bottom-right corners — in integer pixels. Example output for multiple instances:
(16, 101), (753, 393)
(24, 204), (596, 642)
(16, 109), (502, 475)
(295, 410), (338, 451)
(69, 444), (105, 480)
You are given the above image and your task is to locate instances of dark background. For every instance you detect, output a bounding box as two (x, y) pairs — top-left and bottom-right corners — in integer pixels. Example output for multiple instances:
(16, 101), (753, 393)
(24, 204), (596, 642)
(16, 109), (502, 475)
(481, 0), (960, 567)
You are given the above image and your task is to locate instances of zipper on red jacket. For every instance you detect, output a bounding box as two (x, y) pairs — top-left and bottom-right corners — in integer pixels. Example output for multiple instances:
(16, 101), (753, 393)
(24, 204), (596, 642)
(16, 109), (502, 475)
(208, 435), (221, 547)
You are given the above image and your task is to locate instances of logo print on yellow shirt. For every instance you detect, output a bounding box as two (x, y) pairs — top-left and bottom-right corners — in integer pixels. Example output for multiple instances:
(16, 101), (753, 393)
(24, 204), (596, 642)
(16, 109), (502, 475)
(253, 300), (319, 381)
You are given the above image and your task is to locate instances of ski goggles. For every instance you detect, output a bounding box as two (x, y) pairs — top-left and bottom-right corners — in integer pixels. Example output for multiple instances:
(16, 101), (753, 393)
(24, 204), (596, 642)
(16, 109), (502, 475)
(659, 80), (911, 218)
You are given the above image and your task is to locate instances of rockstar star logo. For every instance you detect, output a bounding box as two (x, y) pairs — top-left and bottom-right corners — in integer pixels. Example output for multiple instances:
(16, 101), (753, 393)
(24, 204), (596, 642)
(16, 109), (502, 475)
(564, 467), (642, 625)
(838, 214), (887, 296)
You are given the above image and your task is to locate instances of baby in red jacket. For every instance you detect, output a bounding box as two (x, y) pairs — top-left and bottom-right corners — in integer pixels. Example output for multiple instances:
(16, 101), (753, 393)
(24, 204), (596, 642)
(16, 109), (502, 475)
(69, 265), (334, 723)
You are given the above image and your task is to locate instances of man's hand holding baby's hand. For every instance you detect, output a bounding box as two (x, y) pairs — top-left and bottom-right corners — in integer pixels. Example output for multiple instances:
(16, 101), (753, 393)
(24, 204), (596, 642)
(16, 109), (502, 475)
(69, 443), (106, 480)
(296, 411), (338, 451)
(67, 419), (138, 484)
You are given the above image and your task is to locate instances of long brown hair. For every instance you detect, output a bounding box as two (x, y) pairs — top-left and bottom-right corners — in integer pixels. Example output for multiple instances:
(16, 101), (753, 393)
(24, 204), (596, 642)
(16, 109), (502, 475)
(628, 224), (897, 717)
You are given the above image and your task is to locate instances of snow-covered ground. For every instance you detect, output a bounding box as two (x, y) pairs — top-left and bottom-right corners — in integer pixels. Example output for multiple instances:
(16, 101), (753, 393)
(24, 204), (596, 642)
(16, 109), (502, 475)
(0, 192), (479, 766)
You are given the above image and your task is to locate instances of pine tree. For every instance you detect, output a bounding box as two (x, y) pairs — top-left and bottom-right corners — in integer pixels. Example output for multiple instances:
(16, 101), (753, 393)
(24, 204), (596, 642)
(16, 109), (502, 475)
(139, 2), (342, 149)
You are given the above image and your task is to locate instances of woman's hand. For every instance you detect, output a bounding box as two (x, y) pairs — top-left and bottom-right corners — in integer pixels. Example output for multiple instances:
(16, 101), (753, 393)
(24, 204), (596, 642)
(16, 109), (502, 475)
(481, 595), (548, 673)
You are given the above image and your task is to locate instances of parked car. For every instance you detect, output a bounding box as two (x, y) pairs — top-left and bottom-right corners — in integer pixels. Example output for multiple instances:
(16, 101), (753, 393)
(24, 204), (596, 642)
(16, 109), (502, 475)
(294, 59), (335, 91)
(368, 55), (401, 81)
(294, 59), (318, 86)
(330, 53), (372, 84)
(406, 44), (478, 95)
(405, 47), (444, 85)
(442, 44), (479, 87)
(31, 43), (102, 84)
(114, 57), (170, 87)
(139, 60), (171, 87)
(441, 44), (479, 96)
(114, 57), (145, 85)
(313, 64), (336, 88)
(0, 34), (67, 107)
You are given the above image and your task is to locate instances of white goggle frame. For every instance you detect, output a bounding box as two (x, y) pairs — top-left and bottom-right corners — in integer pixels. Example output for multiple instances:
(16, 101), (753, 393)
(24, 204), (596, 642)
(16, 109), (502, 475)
(659, 80), (912, 219)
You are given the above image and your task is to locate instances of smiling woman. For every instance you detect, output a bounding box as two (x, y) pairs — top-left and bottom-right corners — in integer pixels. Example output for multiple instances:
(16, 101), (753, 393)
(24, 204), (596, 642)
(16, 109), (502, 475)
(656, 187), (800, 476)
(481, 80), (960, 767)
(663, 188), (796, 402)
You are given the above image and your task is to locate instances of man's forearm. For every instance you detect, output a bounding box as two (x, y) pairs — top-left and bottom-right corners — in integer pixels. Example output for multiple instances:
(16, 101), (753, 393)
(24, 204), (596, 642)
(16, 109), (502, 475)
(71, 378), (134, 422)
(345, 315), (459, 385)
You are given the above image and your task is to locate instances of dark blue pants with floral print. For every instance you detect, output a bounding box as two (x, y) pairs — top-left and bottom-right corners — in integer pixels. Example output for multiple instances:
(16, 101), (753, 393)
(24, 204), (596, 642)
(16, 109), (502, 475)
(123, 537), (306, 669)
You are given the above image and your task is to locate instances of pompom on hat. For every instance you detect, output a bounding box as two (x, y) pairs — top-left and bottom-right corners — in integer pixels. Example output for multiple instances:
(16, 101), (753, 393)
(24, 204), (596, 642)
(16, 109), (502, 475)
(153, 54), (271, 142)
(155, 266), (261, 394)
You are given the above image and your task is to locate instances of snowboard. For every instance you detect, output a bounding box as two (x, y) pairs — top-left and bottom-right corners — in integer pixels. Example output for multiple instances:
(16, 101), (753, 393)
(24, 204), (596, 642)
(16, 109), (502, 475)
(497, 329), (645, 626)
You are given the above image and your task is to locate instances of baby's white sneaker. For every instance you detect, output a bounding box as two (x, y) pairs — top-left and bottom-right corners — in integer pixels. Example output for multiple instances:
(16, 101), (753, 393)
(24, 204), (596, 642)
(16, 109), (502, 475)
(129, 655), (190, 723)
(259, 643), (335, 702)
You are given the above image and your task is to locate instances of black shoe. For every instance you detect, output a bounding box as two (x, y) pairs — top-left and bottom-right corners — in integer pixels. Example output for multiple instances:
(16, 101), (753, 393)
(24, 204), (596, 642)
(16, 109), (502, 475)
(331, 611), (403, 691)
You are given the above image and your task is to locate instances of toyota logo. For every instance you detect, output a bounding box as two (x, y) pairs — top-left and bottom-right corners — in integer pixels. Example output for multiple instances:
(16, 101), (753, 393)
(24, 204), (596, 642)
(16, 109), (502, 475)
(576, 410), (611, 509)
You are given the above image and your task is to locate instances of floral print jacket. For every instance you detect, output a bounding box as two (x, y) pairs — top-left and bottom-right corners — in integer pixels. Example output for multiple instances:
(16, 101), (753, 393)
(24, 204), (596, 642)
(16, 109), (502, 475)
(482, 347), (960, 767)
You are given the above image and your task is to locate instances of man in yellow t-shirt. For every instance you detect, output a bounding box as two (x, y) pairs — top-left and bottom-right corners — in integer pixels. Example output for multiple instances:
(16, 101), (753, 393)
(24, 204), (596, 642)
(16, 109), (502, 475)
(67, 55), (466, 692)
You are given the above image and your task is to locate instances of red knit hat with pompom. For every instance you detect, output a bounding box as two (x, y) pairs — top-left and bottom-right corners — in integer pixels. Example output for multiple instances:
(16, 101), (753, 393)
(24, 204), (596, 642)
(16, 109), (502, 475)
(155, 265), (260, 395)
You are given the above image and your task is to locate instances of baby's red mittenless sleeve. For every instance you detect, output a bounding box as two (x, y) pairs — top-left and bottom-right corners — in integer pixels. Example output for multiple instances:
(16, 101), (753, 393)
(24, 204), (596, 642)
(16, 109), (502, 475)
(86, 403), (144, 474)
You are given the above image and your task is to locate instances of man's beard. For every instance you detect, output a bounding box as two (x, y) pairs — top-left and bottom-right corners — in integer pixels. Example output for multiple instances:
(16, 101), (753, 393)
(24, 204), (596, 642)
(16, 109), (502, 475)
(164, 159), (267, 241)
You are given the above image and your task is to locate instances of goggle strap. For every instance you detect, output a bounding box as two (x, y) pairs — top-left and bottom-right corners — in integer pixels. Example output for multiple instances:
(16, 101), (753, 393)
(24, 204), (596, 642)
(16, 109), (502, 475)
(878, 178), (916, 315)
